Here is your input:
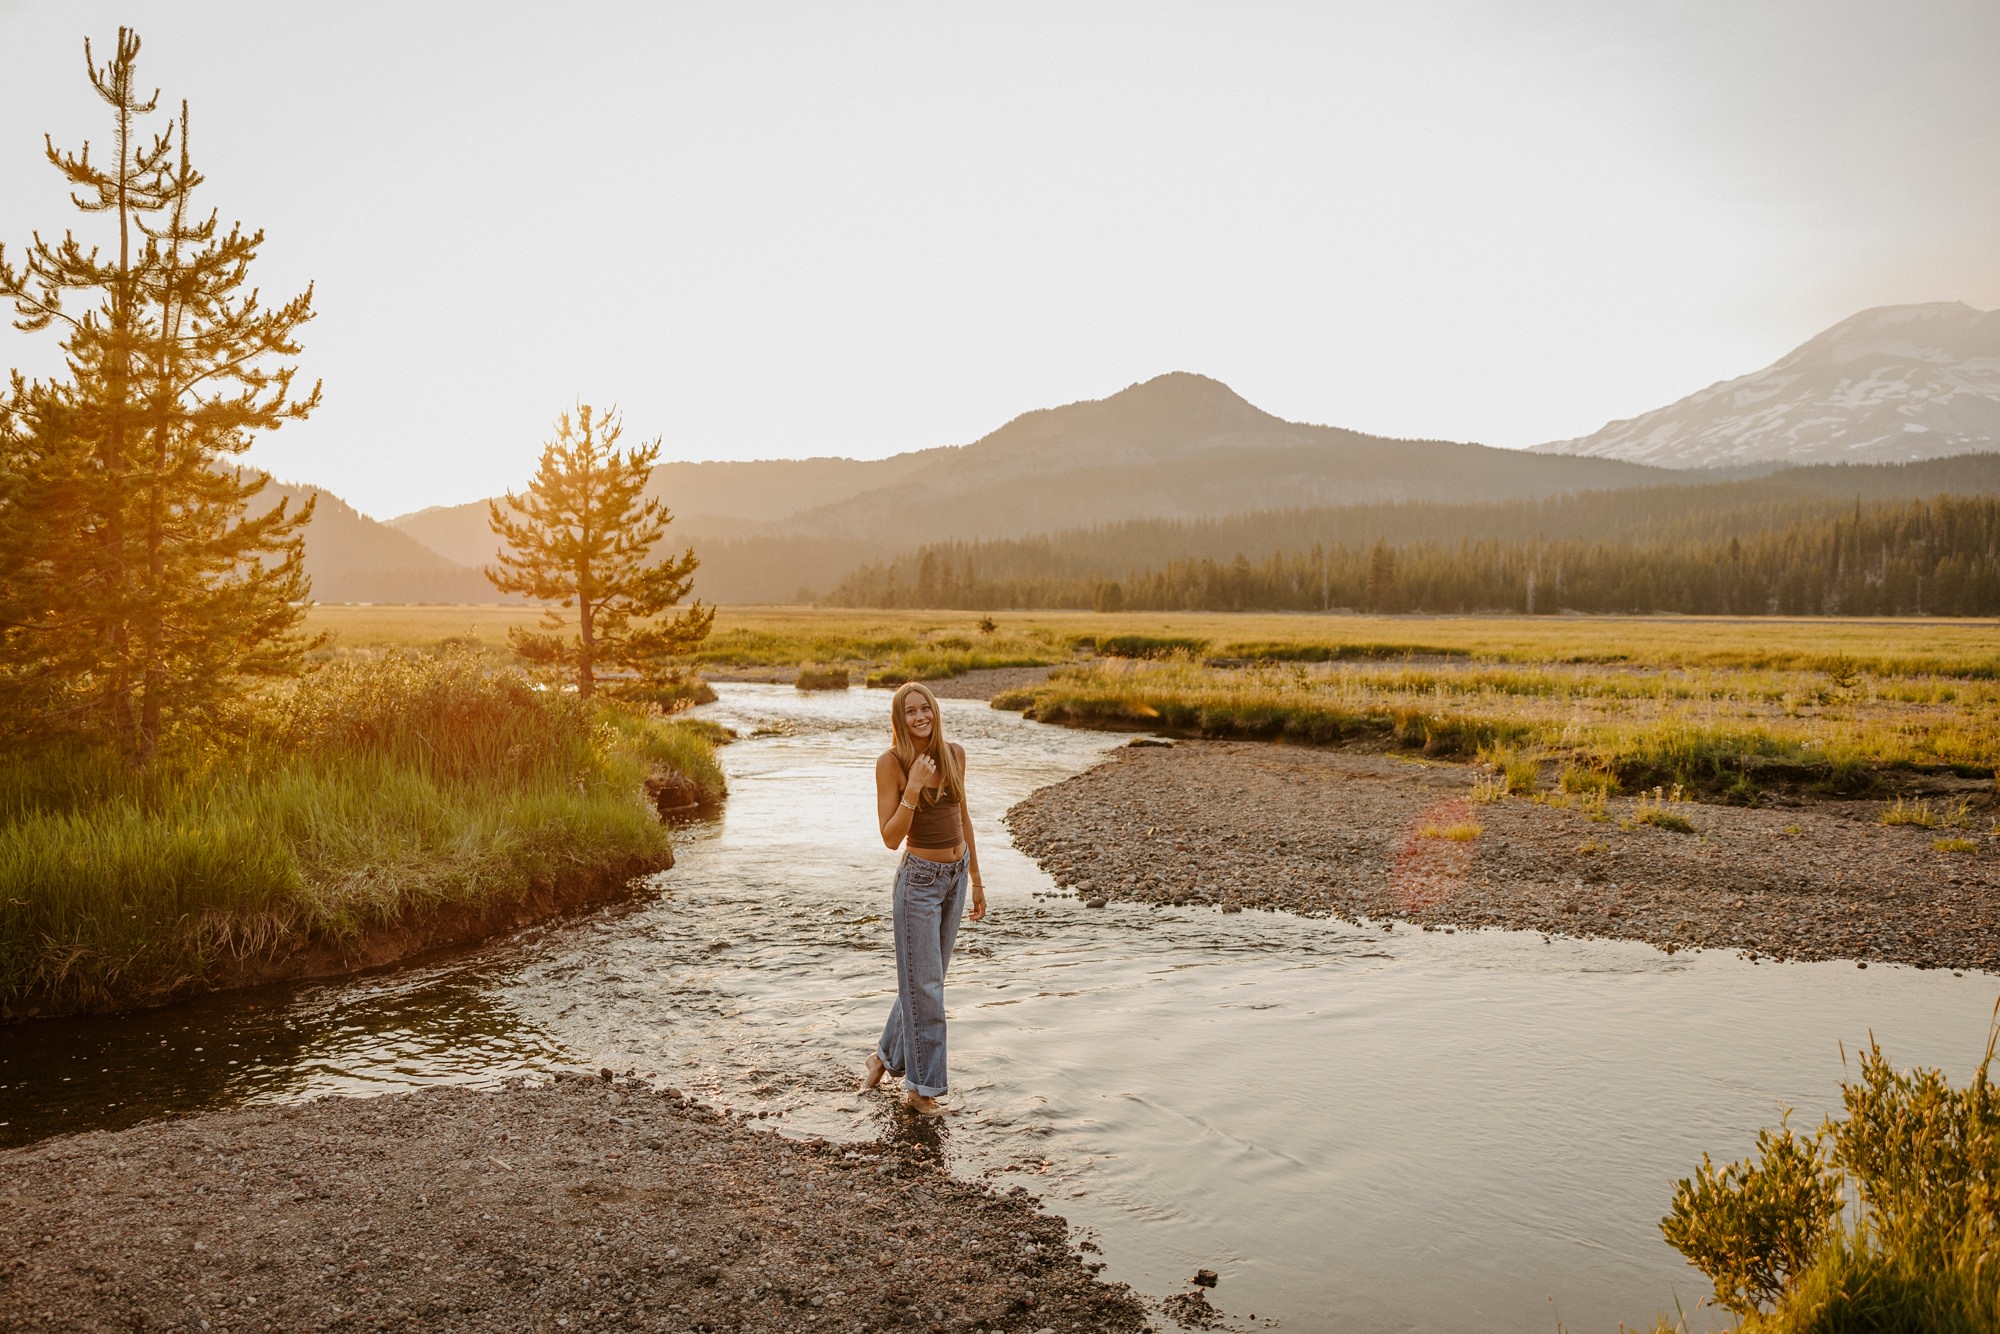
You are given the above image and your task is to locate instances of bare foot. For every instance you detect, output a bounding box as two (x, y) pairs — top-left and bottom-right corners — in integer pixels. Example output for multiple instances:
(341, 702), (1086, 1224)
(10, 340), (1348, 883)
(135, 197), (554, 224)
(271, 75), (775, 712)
(902, 1092), (944, 1116)
(860, 1053), (887, 1092)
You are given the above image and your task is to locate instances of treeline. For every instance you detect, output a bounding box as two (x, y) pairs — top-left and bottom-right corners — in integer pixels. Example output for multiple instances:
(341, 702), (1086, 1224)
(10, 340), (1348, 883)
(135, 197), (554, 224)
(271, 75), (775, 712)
(826, 493), (2000, 616)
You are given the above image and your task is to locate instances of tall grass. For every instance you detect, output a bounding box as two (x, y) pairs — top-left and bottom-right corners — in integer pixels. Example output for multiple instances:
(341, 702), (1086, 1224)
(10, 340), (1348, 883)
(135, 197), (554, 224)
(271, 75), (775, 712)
(0, 650), (722, 1018)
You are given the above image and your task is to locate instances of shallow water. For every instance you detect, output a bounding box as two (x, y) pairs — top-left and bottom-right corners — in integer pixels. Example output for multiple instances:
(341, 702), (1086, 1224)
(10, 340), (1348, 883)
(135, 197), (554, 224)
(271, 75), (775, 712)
(4, 683), (1996, 1332)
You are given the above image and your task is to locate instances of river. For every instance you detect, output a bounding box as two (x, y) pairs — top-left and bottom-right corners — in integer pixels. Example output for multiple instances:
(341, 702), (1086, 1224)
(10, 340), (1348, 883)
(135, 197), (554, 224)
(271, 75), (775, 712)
(3, 682), (1995, 1332)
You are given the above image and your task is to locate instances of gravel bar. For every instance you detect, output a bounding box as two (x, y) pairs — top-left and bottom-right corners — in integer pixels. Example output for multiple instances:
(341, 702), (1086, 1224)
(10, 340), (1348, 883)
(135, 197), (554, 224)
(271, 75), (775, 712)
(0, 1074), (1145, 1333)
(1006, 740), (1999, 973)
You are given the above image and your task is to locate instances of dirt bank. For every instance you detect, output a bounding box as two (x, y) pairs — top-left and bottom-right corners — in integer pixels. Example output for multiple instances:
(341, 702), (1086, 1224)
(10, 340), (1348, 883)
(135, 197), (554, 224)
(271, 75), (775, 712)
(1006, 740), (1999, 973)
(0, 1074), (1145, 1333)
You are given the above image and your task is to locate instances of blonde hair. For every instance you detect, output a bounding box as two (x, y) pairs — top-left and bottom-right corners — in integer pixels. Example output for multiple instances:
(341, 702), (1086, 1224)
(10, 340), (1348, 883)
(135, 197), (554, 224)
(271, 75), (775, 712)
(889, 681), (964, 807)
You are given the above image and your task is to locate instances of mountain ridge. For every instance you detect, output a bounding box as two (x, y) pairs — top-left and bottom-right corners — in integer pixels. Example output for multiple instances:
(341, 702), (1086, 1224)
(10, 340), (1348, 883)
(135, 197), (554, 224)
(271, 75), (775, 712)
(1536, 302), (2000, 468)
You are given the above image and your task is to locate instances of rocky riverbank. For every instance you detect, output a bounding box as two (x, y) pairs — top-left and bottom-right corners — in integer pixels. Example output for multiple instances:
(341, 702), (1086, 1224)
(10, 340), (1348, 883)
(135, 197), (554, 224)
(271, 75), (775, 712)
(0, 1073), (1146, 1333)
(1006, 740), (1999, 973)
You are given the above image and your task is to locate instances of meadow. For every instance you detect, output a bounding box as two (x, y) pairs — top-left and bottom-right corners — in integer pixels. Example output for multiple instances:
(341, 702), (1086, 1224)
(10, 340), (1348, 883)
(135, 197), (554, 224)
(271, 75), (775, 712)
(0, 650), (726, 1019)
(308, 605), (2000, 800)
(307, 604), (2000, 678)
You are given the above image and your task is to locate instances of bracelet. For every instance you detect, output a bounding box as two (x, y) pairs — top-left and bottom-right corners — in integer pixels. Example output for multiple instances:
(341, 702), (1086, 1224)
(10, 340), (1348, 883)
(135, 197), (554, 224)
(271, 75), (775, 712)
(971, 880), (985, 890)
(899, 799), (916, 811)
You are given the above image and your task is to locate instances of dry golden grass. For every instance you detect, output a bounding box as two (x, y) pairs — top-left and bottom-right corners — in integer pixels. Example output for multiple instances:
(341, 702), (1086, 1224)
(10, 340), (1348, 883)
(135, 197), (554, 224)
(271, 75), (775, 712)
(307, 605), (2000, 675)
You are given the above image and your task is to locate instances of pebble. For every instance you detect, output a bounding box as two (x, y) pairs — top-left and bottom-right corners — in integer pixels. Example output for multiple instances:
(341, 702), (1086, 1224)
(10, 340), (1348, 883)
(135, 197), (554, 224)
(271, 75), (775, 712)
(1, 1080), (1144, 1331)
(1006, 740), (2000, 973)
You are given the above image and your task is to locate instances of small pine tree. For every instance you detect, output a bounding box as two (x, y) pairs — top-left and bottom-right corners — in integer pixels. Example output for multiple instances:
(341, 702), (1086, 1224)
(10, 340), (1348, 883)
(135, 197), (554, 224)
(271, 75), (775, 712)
(486, 404), (713, 698)
(0, 29), (320, 761)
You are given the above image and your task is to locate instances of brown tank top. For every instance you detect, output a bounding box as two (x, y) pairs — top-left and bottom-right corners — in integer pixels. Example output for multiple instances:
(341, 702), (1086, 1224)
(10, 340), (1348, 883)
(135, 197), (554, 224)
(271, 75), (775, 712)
(905, 771), (963, 849)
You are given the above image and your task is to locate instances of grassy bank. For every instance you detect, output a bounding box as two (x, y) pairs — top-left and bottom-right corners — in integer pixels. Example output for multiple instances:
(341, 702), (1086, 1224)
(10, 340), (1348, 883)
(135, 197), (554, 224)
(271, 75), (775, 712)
(994, 653), (2000, 799)
(0, 651), (726, 1019)
(306, 606), (2000, 677)
(299, 606), (2000, 794)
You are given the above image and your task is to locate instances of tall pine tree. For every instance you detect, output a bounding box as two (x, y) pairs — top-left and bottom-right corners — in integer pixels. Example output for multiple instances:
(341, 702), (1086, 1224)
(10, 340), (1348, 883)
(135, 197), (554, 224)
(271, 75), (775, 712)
(487, 404), (713, 698)
(0, 28), (320, 761)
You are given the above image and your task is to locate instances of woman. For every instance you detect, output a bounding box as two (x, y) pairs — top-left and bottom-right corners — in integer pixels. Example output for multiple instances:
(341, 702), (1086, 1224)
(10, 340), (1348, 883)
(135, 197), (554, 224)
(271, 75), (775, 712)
(861, 681), (986, 1114)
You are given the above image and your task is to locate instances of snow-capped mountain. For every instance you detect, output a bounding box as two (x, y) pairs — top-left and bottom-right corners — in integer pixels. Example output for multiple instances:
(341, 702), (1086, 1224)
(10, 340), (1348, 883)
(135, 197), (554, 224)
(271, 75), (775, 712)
(1536, 302), (2000, 468)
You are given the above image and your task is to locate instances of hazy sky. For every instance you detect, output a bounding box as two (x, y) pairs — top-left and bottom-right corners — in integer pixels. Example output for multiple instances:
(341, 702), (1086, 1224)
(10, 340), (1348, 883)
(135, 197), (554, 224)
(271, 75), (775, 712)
(2, 1), (1995, 518)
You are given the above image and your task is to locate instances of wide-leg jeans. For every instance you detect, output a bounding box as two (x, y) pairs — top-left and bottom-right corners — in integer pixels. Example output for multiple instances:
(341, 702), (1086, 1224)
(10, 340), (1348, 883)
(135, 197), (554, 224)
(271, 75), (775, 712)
(874, 851), (968, 1098)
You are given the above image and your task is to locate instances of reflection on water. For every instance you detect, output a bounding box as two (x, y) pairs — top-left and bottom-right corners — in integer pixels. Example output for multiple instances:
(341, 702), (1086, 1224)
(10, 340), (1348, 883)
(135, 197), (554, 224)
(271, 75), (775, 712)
(4, 683), (1996, 1334)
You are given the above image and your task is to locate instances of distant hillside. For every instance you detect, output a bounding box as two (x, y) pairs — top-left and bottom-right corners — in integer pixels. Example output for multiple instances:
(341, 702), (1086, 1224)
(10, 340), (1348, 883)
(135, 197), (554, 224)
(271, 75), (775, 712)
(771, 373), (1675, 544)
(387, 453), (941, 569)
(828, 453), (2000, 616)
(387, 373), (1687, 601)
(1537, 303), (2000, 468)
(254, 480), (495, 604)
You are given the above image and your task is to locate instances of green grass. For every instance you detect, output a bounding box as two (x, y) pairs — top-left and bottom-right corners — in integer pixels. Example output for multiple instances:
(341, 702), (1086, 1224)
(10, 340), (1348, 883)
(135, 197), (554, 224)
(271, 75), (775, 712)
(993, 652), (2000, 799)
(0, 650), (723, 1018)
(306, 607), (2000, 680)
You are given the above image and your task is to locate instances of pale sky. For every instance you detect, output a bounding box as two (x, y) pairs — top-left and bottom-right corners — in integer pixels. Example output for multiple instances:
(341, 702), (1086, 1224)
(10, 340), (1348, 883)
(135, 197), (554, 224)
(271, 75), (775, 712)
(1, 1), (1995, 518)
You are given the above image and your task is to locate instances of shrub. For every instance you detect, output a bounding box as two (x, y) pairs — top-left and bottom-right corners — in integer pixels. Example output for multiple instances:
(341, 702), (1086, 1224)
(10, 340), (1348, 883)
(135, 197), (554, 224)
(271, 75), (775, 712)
(1661, 1118), (1844, 1317)
(1936, 837), (1979, 854)
(1418, 822), (1482, 842)
(1658, 1030), (2000, 1329)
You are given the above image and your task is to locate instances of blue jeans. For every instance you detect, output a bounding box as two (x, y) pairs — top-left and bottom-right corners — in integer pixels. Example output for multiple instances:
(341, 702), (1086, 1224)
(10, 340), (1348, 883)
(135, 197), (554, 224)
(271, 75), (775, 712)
(875, 851), (968, 1098)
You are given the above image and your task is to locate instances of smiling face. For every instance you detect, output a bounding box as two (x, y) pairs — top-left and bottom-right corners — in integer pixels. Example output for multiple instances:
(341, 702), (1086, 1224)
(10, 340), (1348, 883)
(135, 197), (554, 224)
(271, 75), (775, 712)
(900, 690), (935, 742)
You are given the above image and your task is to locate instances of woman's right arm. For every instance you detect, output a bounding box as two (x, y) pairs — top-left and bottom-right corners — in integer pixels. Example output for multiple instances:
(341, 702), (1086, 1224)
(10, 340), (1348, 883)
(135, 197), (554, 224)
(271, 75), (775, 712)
(876, 752), (931, 849)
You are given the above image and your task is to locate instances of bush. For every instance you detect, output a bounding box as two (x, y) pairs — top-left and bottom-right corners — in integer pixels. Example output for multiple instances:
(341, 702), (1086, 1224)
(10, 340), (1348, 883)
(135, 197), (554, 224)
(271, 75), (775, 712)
(1661, 1120), (1843, 1316)
(1657, 1031), (2000, 1329)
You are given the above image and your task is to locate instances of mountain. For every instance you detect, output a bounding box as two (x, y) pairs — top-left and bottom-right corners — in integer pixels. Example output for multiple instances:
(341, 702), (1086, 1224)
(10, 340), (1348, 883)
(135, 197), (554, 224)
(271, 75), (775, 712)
(388, 453), (940, 570)
(1536, 303), (2000, 468)
(255, 480), (495, 603)
(387, 373), (1682, 599)
(760, 373), (1676, 544)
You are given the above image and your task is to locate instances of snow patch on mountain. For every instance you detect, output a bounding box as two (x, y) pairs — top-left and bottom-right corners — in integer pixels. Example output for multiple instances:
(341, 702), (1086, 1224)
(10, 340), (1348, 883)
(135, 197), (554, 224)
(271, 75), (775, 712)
(1535, 303), (2000, 468)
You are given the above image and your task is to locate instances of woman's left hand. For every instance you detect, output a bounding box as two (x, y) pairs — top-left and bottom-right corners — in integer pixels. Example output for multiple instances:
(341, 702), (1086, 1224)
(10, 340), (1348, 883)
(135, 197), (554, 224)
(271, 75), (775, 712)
(967, 883), (987, 923)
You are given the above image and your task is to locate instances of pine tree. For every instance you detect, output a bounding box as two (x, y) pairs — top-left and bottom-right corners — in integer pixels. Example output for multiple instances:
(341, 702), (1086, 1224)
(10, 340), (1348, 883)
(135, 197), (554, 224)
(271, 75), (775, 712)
(0, 29), (320, 761)
(486, 404), (713, 698)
